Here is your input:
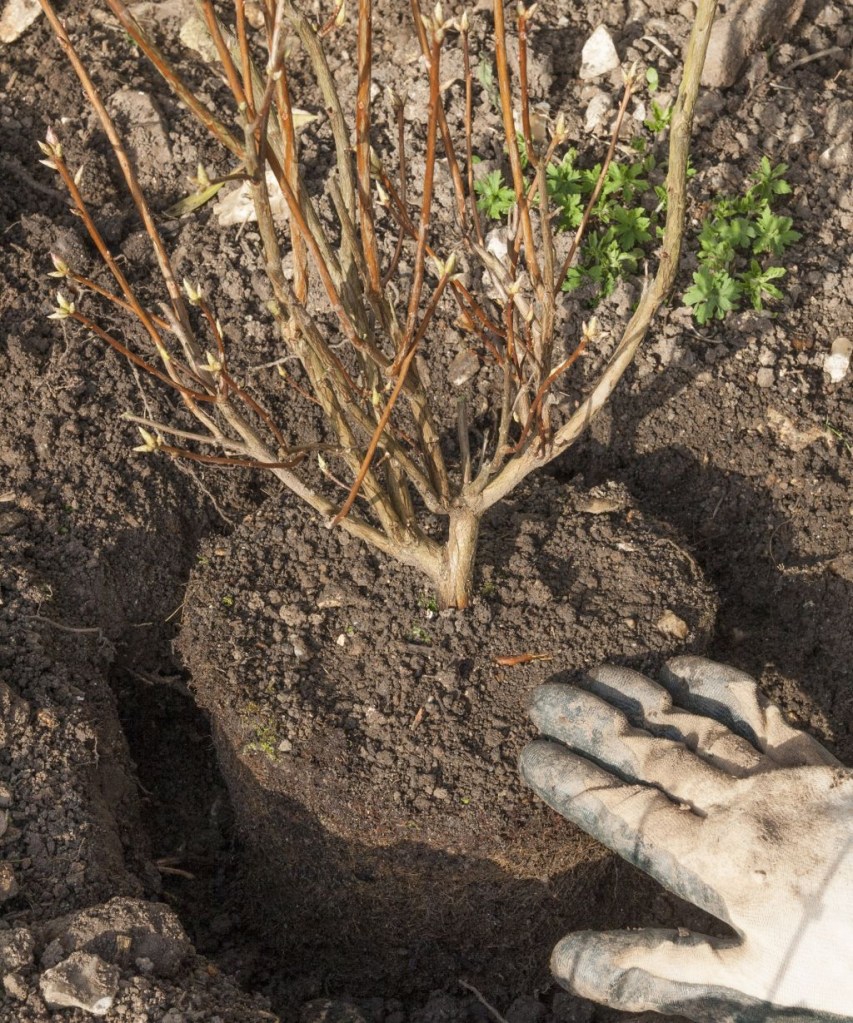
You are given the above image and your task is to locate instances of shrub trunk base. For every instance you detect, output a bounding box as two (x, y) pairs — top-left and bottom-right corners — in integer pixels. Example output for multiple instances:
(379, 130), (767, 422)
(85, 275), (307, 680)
(180, 478), (718, 997)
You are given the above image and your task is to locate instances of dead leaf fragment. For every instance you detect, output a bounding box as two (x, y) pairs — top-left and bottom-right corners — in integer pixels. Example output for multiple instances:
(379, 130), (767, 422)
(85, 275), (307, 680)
(576, 495), (623, 515)
(163, 181), (226, 219)
(766, 408), (832, 453)
(494, 652), (553, 667)
(213, 168), (288, 226)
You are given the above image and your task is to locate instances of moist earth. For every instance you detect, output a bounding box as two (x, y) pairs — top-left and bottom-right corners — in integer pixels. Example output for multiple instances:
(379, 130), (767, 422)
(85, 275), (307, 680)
(0, 0), (851, 1021)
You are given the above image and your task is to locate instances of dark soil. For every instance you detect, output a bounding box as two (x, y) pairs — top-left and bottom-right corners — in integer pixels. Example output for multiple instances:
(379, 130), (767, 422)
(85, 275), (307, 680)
(180, 475), (717, 998)
(0, 0), (851, 1021)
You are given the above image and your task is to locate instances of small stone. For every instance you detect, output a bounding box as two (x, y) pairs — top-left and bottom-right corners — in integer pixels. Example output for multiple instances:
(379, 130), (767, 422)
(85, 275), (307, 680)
(316, 585), (346, 609)
(39, 952), (119, 1017)
(756, 367), (775, 388)
(818, 141), (853, 169)
(0, 782), (11, 808)
(0, 862), (18, 902)
(656, 610), (689, 640)
(36, 706), (59, 729)
(757, 347), (776, 367)
(584, 91), (612, 132)
(788, 122), (813, 145)
(0, 0), (41, 43)
(0, 928), (35, 972)
(825, 100), (853, 144)
(278, 738), (293, 753)
(448, 348), (480, 388)
(432, 787), (449, 801)
(824, 337), (851, 383)
(3, 972), (28, 1001)
(41, 898), (191, 977)
(108, 89), (172, 191)
(579, 26), (620, 80)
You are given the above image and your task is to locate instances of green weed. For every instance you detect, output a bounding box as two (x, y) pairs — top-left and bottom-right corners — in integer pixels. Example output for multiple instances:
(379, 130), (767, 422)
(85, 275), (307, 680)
(684, 158), (800, 324)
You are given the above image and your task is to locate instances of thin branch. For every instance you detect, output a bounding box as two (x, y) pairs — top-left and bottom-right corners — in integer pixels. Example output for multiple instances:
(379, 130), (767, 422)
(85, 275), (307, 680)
(403, 27), (441, 348)
(356, 0), (382, 294)
(333, 260), (457, 525)
(101, 0), (244, 158)
(461, 16), (483, 245)
(554, 75), (634, 293)
(69, 310), (213, 403)
(492, 0), (541, 293)
(471, 0), (720, 514)
(410, 0), (468, 229)
(39, 0), (193, 337)
(517, 4), (537, 167)
(200, 0), (249, 111)
(234, 0), (255, 112)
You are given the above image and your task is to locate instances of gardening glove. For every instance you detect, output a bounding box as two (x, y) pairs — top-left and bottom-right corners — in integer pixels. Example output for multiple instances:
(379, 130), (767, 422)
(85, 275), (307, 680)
(519, 656), (853, 1022)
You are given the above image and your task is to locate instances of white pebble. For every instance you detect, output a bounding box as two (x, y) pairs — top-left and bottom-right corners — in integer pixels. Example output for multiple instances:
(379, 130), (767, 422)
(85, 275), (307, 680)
(580, 26), (621, 81)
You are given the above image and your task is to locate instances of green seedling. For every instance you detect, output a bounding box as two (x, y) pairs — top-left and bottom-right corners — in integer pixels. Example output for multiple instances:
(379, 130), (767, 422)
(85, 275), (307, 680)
(644, 100), (672, 134)
(739, 261), (786, 312)
(684, 267), (743, 324)
(474, 170), (517, 219)
(683, 158), (799, 323)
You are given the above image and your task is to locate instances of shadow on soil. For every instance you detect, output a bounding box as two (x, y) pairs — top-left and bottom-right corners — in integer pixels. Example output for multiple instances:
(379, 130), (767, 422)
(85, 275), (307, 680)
(564, 358), (853, 761)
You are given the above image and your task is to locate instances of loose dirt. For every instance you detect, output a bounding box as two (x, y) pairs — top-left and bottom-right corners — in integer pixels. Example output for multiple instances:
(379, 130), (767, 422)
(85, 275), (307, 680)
(0, 0), (850, 1021)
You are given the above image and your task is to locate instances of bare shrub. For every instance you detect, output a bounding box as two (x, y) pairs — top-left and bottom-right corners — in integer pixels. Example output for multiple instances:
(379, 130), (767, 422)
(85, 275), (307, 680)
(37, 0), (718, 607)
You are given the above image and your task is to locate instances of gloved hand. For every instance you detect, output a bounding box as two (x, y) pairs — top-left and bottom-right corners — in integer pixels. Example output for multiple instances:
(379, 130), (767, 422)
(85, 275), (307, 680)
(520, 656), (853, 1022)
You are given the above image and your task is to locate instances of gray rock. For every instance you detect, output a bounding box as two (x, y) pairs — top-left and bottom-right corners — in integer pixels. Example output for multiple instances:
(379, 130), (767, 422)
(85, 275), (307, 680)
(107, 89), (172, 191)
(579, 26), (620, 81)
(825, 100), (853, 144)
(756, 367), (775, 388)
(0, 0), (42, 43)
(819, 142), (853, 170)
(39, 951), (119, 1016)
(701, 0), (805, 88)
(41, 897), (192, 977)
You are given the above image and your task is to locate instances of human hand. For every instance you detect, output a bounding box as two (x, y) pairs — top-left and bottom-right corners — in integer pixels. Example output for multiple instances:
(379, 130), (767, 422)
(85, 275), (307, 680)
(520, 657), (853, 1022)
